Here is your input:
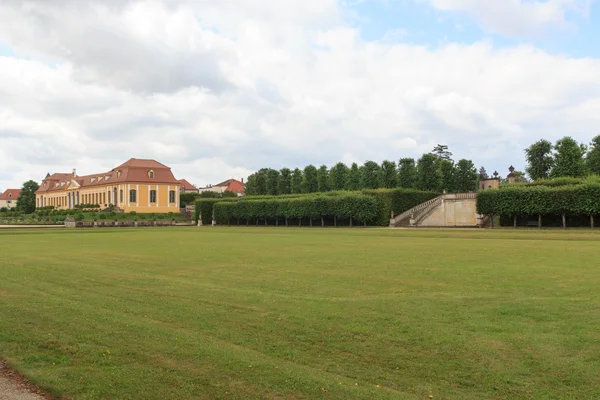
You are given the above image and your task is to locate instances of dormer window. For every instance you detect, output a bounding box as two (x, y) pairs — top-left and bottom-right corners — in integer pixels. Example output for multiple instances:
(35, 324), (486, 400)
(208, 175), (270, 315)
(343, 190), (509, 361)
(105, 175), (110, 180)
(117, 170), (121, 178)
(98, 177), (103, 182)
(8, 193), (11, 198)
(148, 170), (154, 178)
(91, 178), (96, 183)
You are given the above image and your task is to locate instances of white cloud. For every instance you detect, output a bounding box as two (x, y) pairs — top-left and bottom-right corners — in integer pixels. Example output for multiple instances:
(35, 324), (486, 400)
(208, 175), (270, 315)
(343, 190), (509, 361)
(0, 0), (599, 190)
(424, 0), (594, 37)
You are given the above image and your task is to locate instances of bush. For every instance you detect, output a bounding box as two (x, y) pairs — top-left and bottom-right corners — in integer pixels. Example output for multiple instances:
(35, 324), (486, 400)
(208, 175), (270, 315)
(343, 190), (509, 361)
(99, 214), (107, 220)
(129, 211), (137, 216)
(214, 193), (380, 225)
(477, 182), (600, 217)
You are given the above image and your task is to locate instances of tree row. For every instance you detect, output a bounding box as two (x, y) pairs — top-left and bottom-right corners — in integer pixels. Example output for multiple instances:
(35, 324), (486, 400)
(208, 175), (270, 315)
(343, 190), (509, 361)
(245, 145), (479, 196)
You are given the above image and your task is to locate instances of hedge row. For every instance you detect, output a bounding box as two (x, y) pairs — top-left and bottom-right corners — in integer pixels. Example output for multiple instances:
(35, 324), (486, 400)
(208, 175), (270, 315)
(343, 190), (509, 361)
(196, 189), (439, 226)
(214, 193), (379, 225)
(477, 183), (600, 216)
(505, 176), (600, 188)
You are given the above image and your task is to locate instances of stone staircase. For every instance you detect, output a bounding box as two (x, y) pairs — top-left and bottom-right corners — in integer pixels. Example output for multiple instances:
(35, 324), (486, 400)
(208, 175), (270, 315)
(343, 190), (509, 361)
(389, 193), (481, 228)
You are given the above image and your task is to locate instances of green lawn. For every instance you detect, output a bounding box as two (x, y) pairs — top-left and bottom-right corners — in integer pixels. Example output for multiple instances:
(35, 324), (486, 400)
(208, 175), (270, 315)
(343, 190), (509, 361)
(1, 228), (599, 400)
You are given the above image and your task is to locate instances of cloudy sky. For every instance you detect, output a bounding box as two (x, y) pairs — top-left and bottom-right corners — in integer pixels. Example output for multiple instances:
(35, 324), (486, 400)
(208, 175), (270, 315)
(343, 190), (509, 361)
(1, 0), (599, 189)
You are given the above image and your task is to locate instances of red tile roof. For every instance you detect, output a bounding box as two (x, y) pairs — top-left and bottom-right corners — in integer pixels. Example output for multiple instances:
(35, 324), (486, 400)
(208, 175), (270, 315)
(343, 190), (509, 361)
(36, 158), (179, 194)
(214, 179), (245, 194)
(178, 179), (197, 191)
(0, 189), (21, 200)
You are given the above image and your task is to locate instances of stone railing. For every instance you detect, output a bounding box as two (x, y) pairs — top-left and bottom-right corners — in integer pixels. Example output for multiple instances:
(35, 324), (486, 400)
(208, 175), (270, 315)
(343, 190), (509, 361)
(389, 192), (478, 227)
(389, 195), (444, 227)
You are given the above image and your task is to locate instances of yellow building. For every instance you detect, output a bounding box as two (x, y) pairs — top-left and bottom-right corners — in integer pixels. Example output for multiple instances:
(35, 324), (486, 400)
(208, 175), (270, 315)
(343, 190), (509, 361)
(35, 159), (181, 213)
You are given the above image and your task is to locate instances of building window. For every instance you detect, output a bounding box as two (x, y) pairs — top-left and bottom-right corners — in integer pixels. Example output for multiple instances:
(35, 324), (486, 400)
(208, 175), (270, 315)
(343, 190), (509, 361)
(150, 190), (157, 203)
(169, 190), (175, 203)
(130, 189), (137, 203)
(120, 190), (123, 203)
(148, 170), (154, 178)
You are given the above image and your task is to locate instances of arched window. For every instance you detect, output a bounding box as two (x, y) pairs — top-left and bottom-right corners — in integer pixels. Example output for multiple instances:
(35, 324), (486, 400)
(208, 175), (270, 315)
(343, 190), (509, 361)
(148, 170), (154, 178)
(150, 190), (157, 203)
(169, 190), (175, 203)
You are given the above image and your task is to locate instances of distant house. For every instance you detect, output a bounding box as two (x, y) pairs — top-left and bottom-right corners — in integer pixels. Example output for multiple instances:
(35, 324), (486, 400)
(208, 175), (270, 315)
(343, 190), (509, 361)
(0, 189), (21, 209)
(178, 179), (199, 193)
(199, 179), (245, 196)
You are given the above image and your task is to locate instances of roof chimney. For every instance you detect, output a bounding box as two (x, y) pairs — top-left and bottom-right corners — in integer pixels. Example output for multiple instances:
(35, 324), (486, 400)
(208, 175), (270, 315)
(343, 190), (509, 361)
(73, 168), (77, 177)
(241, 178), (244, 184)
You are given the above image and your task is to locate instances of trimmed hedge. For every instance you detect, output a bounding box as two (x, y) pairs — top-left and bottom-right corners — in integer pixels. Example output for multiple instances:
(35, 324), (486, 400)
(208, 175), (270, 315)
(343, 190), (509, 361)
(214, 193), (379, 226)
(197, 189), (439, 226)
(477, 183), (600, 216)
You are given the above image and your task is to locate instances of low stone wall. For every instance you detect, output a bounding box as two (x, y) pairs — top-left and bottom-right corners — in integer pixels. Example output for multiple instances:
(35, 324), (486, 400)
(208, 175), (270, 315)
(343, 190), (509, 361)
(419, 196), (479, 227)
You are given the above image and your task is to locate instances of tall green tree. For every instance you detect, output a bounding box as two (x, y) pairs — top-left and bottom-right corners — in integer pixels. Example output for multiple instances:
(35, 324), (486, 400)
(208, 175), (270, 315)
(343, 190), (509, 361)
(454, 159), (478, 192)
(16, 180), (39, 214)
(328, 162), (348, 191)
(417, 153), (439, 191)
(345, 163), (361, 191)
(478, 167), (488, 180)
(437, 159), (455, 192)
(525, 139), (554, 180)
(245, 174), (258, 196)
(302, 165), (318, 193)
(551, 136), (587, 178)
(266, 169), (280, 195)
(380, 160), (397, 188)
(317, 165), (330, 192)
(432, 144), (453, 160)
(278, 168), (292, 195)
(586, 135), (600, 175)
(254, 169), (268, 195)
(291, 168), (303, 194)
(397, 158), (417, 189)
(360, 161), (381, 189)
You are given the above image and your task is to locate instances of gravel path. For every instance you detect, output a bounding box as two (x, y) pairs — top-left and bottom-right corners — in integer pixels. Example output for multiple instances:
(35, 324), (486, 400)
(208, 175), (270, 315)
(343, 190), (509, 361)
(0, 362), (47, 400)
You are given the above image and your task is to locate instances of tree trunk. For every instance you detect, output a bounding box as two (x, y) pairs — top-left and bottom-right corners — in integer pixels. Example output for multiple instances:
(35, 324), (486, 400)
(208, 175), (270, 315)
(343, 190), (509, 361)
(265, 219), (267, 226)
(299, 218), (301, 227)
(256, 219), (259, 227)
(513, 215), (517, 229)
(246, 219), (249, 226)
(285, 217), (288, 227)
(562, 214), (566, 229)
(334, 216), (337, 227)
(276, 218), (279, 227)
(364, 221), (367, 227)
(349, 217), (353, 227)
(538, 214), (542, 230)
(591, 214), (595, 229)
(228, 218), (231, 226)
(237, 218), (240, 226)
(490, 215), (494, 229)
(310, 218), (313, 227)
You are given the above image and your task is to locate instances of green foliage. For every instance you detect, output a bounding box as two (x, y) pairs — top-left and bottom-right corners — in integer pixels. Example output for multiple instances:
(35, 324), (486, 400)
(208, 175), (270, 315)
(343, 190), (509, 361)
(436, 159), (455, 192)
(302, 165), (318, 193)
(317, 165), (329, 192)
(432, 144), (452, 160)
(266, 169), (280, 196)
(397, 158), (417, 189)
(551, 136), (587, 178)
(180, 192), (198, 206)
(586, 135), (600, 175)
(199, 191), (220, 198)
(417, 153), (439, 191)
(345, 163), (361, 191)
(360, 161), (381, 189)
(525, 139), (554, 180)
(291, 168), (303, 194)
(214, 193), (380, 225)
(278, 168), (292, 195)
(222, 191), (237, 198)
(380, 160), (397, 188)
(16, 180), (39, 214)
(328, 162), (348, 191)
(477, 182), (600, 216)
(454, 159), (478, 192)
